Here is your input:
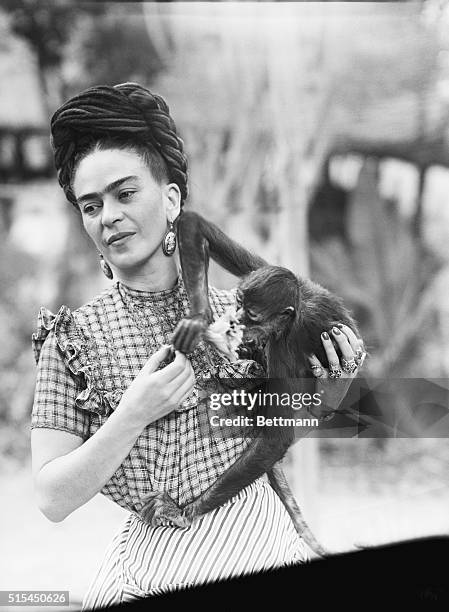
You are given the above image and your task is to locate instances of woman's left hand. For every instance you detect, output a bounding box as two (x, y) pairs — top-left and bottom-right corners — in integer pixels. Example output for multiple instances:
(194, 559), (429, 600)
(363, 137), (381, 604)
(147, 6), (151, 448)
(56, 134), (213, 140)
(307, 323), (366, 415)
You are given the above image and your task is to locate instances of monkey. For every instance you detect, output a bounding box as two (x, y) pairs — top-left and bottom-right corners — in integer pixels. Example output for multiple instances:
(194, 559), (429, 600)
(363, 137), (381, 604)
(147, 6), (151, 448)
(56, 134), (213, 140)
(141, 211), (362, 558)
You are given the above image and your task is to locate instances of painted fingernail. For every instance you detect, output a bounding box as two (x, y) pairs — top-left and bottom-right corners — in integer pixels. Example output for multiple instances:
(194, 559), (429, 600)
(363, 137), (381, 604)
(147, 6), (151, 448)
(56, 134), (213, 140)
(337, 323), (344, 329)
(321, 331), (329, 340)
(332, 327), (341, 335)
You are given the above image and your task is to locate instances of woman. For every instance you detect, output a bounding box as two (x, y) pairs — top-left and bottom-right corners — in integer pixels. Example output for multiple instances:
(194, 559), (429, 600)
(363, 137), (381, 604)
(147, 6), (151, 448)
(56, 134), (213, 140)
(31, 82), (362, 608)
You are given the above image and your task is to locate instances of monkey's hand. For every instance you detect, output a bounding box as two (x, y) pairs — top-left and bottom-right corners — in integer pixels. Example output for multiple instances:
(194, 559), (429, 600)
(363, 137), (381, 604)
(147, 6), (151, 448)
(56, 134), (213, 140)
(181, 502), (198, 526)
(171, 314), (210, 354)
(140, 492), (191, 528)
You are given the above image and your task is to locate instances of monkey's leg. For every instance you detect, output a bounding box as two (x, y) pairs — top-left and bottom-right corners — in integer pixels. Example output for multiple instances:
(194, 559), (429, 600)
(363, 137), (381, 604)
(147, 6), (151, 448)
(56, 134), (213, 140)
(139, 433), (290, 529)
(140, 491), (189, 528)
(180, 420), (294, 525)
(267, 463), (329, 558)
(173, 211), (268, 353)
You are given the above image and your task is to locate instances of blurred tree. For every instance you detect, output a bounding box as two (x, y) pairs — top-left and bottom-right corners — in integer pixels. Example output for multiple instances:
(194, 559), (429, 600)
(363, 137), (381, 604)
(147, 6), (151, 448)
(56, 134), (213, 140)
(1, 1), (164, 109)
(0, 216), (39, 463)
(308, 158), (350, 242)
(310, 159), (446, 448)
(77, 12), (163, 90)
(1, 0), (106, 113)
(311, 159), (444, 379)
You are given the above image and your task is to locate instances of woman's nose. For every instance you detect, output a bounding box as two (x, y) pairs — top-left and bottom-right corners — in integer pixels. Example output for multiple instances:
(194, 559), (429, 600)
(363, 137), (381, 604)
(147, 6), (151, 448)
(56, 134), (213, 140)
(101, 197), (124, 226)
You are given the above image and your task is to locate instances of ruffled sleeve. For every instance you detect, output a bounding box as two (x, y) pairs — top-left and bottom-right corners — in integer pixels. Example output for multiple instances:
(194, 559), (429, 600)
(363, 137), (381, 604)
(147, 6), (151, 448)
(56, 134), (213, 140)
(31, 312), (90, 440)
(32, 306), (83, 367)
(32, 306), (110, 421)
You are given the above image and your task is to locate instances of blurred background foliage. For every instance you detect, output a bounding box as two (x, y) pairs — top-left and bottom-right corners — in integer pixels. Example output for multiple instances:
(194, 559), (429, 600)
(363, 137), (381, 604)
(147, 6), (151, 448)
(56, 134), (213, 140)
(0, 0), (449, 503)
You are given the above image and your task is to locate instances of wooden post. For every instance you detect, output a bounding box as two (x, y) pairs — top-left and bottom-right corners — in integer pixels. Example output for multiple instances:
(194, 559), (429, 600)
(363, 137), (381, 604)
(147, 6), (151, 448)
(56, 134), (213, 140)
(277, 176), (321, 534)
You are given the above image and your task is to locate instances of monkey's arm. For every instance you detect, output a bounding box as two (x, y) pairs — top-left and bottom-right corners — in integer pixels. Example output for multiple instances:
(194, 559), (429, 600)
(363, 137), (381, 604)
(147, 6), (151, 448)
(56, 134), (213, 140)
(178, 210), (267, 288)
(267, 463), (328, 558)
(173, 211), (267, 352)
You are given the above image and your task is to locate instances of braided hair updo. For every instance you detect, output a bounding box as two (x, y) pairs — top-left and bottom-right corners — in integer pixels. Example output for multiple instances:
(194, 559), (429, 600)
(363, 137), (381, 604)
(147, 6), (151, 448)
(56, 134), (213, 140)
(50, 82), (188, 209)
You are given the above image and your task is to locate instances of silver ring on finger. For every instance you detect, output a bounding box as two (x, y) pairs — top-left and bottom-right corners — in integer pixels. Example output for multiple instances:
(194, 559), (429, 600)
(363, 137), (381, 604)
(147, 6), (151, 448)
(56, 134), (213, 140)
(328, 363), (342, 379)
(355, 349), (366, 366)
(342, 357), (358, 374)
(311, 364), (325, 378)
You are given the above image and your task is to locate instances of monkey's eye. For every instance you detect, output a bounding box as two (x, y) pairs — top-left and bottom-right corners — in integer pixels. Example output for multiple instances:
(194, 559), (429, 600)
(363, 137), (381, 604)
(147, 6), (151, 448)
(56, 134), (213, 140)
(246, 308), (260, 321)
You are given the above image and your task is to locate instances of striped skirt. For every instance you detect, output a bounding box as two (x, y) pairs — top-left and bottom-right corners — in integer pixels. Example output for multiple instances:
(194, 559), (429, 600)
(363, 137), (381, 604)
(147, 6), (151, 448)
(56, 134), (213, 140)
(82, 479), (308, 609)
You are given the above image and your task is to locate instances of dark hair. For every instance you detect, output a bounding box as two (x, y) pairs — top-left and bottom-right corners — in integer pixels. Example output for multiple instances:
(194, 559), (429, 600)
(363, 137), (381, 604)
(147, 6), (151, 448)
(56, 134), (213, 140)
(50, 82), (188, 209)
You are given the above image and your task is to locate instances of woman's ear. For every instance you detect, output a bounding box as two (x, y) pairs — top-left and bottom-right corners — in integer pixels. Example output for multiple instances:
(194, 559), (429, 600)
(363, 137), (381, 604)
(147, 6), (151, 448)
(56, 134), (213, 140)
(164, 183), (181, 221)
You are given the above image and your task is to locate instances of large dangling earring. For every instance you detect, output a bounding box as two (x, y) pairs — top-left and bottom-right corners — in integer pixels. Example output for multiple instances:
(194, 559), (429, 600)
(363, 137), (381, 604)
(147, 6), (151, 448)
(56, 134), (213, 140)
(162, 221), (177, 257)
(99, 253), (113, 279)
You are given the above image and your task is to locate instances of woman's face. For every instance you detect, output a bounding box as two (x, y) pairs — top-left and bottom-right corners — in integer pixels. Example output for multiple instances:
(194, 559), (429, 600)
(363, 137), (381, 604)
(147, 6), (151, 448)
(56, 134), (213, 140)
(72, 148), (180, 278)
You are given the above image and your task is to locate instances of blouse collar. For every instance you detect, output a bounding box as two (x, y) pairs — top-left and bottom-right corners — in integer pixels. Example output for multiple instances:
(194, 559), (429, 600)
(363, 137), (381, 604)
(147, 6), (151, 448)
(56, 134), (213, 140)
(117, 273), (184, 303)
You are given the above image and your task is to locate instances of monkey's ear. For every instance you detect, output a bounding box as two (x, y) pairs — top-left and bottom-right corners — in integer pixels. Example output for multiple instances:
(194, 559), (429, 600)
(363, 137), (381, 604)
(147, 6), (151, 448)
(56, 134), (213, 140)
(282, 306), (295, 316)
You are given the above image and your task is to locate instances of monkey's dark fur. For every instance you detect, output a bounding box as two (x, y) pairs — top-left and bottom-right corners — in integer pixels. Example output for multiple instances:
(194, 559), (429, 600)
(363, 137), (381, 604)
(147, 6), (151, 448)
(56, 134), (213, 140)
(237, 265), (357, 377)
(141, 211), (360, 558)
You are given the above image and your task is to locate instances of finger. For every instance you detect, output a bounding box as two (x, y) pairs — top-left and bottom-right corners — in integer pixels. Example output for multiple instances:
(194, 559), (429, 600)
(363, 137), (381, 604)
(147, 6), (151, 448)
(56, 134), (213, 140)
(172, 320), (189, 352)
(173, 318), (205, 354)
(163, 361), (194, 395)
(336, 324), (363, 353)
(157, 351), (190, 382)
(336, 325), (367, 366)
(174, 360), (195, 386)
(307, 354), (327, 379)
(143, 345), (173, 374)
(174, 387), (195, 412)
(320, 332), (340, 369)
(330, 326), (355, 361)
(332, 326), (361, 375)
(357, 351), (367, 368)
(162, 353), (195, 388)
(171, 372), (196, 408)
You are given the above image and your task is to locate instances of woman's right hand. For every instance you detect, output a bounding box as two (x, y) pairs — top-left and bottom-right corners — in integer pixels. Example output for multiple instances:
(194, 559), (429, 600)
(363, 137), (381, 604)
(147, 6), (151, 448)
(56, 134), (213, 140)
(118, 345), (196, 428)
(32, 344), (195, 523)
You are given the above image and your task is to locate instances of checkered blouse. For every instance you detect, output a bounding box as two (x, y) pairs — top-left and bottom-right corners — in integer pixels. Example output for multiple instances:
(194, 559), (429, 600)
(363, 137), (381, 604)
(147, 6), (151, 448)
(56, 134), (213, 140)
(31, 276), (265, 512)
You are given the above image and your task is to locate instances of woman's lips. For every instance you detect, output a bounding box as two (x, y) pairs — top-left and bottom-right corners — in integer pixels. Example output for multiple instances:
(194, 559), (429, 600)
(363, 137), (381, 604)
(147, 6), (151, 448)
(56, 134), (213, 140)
(106, 232), (135, 246)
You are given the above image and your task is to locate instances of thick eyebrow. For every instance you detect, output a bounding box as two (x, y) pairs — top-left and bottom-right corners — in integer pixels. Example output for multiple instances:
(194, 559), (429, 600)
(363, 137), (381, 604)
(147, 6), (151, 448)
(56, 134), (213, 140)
(77, 175), (140, 206)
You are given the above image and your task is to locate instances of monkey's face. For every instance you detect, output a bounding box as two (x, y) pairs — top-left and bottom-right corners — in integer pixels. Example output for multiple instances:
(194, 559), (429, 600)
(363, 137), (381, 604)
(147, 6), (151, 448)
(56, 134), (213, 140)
(234, 266), (360, 370)
(235, 268), (297, 357)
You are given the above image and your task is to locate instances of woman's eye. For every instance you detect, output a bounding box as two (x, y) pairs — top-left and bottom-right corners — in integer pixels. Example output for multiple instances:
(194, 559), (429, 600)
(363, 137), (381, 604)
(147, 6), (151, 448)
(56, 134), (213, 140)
(83, 203), (100, 215)
(119, 190), (135, 201)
